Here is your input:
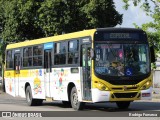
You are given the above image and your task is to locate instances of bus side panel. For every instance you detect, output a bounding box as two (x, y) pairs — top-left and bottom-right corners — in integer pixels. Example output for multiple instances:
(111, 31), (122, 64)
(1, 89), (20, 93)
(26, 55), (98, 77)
(18, 77), (26, 98)
(51, 67), (82, 101)
(4, 70), (16, 97)
(20, 69), (45, 99)
(31, 69), (45, 99)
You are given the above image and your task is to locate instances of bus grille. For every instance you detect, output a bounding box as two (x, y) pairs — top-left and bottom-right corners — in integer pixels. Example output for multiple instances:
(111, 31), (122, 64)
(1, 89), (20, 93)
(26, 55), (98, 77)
(112, 87), (138, 91)
(114, 92), (137, 98)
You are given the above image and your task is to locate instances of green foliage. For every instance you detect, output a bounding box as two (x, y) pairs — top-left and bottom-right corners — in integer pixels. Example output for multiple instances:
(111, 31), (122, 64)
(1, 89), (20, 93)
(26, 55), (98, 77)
(37, 0), (70, 36)
(0, 0), (123, 63)
(125, 0), (160, 69)
(81, 0), (122, 28)
(0, 0), (122, 41)
(122, 0), (151, 13)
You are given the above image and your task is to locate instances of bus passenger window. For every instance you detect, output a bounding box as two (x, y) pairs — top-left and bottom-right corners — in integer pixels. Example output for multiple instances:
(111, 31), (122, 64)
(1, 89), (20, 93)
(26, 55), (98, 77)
(68, 40), (79, 64)
(54, 54), (66, 65)
(23, 58), (28, 67)
(33, 57), (38, 66)
(28, 58), (32, 66)
(33, 46), (38, 56)
(28, 47), (32, 56)
(6, 50), (13, 69)
(23, 47), (33, 67)
(54, 42), (67, 65)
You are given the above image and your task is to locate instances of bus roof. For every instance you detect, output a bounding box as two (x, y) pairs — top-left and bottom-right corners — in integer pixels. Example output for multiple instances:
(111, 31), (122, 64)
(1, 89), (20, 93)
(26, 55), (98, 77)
(96, 27), (144, 32)
(6, 29), (96, 50)
(6, 27), (144, 50)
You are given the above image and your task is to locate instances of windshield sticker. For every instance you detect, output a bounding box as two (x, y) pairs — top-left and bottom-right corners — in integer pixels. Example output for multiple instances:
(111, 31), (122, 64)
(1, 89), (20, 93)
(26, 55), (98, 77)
(125, 68), (133, 76)
(95, 67), (107, 74)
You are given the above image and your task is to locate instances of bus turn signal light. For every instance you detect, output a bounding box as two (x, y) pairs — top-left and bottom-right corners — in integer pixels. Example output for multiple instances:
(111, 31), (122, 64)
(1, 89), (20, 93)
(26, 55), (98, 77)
(140, 81), (151, 90)
(95, 82), (109, 91)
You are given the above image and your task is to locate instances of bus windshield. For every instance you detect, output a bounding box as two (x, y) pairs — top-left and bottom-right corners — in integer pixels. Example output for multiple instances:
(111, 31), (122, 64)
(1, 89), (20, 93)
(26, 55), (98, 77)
(95, 43), (150, 76)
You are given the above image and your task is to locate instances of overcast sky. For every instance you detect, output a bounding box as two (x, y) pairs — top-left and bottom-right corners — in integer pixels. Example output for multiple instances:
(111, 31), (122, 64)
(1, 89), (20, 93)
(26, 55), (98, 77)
(114, 0), (154, 28)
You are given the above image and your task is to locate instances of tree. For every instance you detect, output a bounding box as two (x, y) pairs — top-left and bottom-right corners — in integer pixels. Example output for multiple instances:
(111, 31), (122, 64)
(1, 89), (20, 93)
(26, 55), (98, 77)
(81, 0), (122, 28)
(123, 0), (160, 55)
(37, 0), (123, 35)
(0, 0), (122, 41)
(122, 0), (159, 69)
(0, 0), (122, 65)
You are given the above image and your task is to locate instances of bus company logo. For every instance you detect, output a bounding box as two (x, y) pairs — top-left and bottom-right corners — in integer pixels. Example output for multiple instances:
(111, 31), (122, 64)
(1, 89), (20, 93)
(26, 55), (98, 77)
(123, 86), (127, 91)
(2, 112), (11, 118)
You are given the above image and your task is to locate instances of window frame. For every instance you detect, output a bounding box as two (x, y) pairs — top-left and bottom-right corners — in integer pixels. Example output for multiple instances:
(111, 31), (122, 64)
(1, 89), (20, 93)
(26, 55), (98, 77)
(68, 40), (79, 65)
(53, 38), (81, 67)
(22, 44), (43, 68)
(54, 41), (67, 65)
(6, 50), (14, 70)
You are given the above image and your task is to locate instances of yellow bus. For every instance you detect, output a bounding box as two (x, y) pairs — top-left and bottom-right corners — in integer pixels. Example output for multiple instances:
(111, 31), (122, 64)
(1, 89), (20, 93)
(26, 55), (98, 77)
(4, 28), (155, 110)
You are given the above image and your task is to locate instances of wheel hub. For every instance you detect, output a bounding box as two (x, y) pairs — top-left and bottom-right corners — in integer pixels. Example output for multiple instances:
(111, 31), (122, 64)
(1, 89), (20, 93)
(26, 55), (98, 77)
(27, 92), (31, 102)
(73, 92), (78, 106)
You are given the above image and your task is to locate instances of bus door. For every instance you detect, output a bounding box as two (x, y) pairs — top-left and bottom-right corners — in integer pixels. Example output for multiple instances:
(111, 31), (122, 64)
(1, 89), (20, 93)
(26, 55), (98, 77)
(44, 49), (52, 97)
(82, 44), (92, 100)
(14, 53), (21, 96)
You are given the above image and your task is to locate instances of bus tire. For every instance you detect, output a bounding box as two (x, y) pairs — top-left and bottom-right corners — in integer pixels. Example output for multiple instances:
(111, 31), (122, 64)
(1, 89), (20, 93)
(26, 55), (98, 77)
(25, 86), (37, 106)
(70, 87), (85, 110)
(116, 101), (131, 109)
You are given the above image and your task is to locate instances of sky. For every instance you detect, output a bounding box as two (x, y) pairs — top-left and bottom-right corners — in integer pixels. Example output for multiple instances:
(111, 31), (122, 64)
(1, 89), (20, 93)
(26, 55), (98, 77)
(114, 0), (154, 28)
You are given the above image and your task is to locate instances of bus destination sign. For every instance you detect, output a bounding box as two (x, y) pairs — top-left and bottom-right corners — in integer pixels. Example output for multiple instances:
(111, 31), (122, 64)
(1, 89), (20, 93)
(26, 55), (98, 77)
(110, 33), (130, 39)
(104, 33), (140, 40)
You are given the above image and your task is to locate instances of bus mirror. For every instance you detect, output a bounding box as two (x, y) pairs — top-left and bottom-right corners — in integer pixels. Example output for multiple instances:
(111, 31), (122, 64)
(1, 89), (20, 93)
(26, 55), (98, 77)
(150, 46), (156, 63)
(90, 49), (95, 60)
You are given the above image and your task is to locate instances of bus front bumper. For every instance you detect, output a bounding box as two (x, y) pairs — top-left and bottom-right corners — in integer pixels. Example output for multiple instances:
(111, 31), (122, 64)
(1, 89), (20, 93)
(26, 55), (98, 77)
(91, 87), (152, 102)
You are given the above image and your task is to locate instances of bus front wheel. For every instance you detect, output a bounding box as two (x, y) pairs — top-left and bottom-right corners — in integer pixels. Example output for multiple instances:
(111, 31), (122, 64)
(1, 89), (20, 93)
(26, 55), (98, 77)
(70, 87), (85, 110)
(116, 101), (131, 109)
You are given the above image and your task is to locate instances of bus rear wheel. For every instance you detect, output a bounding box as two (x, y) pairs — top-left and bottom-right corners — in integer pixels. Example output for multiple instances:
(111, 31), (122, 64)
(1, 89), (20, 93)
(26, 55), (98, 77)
(70, 87), (85, 110)
(116, 101), (131, 109)
(25, 86), (43, 106)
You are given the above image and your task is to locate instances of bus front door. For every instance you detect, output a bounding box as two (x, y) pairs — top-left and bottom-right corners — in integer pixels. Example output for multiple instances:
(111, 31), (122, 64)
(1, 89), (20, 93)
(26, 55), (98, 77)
(44, 50), (52, 97)
(82, 44), (92, 101)
(14, 53), (21, 96)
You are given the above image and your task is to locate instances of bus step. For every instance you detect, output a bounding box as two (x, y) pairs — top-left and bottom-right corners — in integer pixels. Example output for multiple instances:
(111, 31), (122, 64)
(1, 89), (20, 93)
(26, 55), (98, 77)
(45, 97), (53, 102)
(82, 100), (92, 103)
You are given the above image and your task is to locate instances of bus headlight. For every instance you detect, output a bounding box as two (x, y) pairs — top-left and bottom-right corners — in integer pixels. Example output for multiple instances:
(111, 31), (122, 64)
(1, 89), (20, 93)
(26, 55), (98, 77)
(140, 80), (152, 90)
(95, 82), (109, 91)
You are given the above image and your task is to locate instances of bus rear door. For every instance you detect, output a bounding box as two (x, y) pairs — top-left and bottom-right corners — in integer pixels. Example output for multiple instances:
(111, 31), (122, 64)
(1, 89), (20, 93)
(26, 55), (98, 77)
(44, 43), (53, 97)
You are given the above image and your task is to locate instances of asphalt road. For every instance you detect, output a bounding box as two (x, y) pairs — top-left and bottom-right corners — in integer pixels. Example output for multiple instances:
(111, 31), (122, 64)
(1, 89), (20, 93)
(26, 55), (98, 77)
(0, 91), (159, 120)
(0, 92), (160, 112)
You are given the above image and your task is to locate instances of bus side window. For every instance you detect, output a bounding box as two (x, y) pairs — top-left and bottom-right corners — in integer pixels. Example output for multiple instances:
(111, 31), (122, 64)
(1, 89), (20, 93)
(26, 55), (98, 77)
(6, 50), (13, 69)
(54, 42), (67, 65)
(33, 45), (43, 66)
(23, 47), (33, 67)
(68, 40), (79, 64)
